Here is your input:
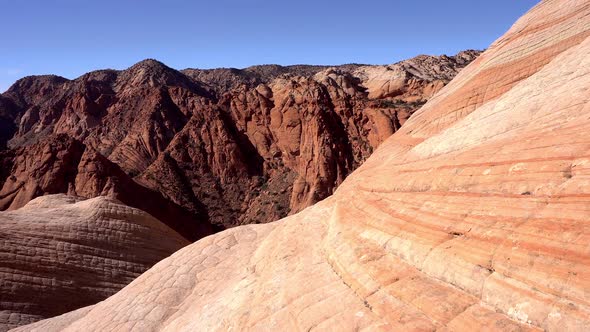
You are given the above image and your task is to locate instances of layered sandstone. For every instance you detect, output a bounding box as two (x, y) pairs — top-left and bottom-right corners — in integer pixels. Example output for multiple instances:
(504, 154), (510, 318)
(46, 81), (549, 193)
(19, 0), (590, 330)
(0, 194), (189, 331)
(0, 52), (479, 228)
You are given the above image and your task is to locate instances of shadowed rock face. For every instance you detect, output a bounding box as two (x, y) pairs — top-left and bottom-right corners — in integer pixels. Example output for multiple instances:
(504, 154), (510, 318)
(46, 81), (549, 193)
(0, 134), (214, 241)
(17, 0), (590, 331)
(0, 52), (479, 229)
(0, 194), (189, 331)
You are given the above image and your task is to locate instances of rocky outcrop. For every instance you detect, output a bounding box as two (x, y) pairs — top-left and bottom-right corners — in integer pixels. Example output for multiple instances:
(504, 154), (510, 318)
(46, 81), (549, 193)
(0, 135), (214, 241)
(0, 194), (189, 331)
(0, 52), (479, 228)
(19, 0), (590, 330)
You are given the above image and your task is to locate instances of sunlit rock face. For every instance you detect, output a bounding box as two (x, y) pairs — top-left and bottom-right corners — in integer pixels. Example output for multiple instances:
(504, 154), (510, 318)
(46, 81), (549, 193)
(0, 51), (478, 230)
(0, 195), (189, 331)
(13, 0), (590, 331)
(0, 23), (478, 332)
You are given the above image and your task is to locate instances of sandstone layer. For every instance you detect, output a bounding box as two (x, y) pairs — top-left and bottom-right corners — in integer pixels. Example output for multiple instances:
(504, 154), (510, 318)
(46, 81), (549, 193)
(0, 194), (189, 331)
(0, 51), (479, 229)
(18, 0), (590, 331)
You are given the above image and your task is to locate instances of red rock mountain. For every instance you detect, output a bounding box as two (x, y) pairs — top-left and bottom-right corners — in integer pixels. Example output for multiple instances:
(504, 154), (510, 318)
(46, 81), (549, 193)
(0, 51), (479, 233)
(16, 0), (590, 330)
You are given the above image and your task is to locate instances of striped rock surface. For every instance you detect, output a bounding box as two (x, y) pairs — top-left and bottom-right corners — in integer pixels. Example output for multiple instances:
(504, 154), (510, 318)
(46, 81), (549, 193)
(17, 0), (590, 331)
(0, 195), (189, 331)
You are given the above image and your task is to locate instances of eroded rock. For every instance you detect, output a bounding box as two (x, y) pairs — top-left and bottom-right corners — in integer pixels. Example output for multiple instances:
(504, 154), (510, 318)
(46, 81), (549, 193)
(0, 51), (479, 228)
(17, 0), (590, 330)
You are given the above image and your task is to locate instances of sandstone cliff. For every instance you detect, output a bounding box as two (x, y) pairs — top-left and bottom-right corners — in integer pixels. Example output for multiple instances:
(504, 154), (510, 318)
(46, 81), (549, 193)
(0, 51), (479, 229)
(17, 0), (590, 330)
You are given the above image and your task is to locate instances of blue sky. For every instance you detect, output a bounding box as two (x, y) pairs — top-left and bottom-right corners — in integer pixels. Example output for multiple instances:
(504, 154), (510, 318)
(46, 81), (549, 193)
(0, 0), (539, 92)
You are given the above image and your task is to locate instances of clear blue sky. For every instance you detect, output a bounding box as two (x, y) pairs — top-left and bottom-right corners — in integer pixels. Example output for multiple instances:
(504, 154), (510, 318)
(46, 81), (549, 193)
(0, 0), (539, 92)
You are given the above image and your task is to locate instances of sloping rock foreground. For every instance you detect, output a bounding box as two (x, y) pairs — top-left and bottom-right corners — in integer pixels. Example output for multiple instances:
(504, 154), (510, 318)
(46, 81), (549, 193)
(0, 195), (189, 331)
(15, 0), (590, 331)
(0, 48), (479, 230)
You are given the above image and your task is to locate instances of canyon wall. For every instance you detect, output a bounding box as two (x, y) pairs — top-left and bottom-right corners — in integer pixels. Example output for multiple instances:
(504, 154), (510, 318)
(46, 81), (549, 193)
(0, 52), (479, 231)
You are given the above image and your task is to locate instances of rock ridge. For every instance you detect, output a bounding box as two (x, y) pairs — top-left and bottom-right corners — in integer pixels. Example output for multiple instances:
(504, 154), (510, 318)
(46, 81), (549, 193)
(0, 51), (480, 229)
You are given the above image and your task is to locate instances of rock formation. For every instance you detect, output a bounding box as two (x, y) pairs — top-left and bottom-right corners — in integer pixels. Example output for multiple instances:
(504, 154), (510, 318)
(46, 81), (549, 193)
(0, 135), (214, 241)
(0, 194), (189, 331)
(0, 51), (479, 229)
(17, 0), (590, 330)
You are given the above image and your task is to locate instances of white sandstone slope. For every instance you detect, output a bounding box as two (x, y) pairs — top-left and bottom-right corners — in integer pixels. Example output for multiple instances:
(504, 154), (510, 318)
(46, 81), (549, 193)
(0, 195), (189, 331)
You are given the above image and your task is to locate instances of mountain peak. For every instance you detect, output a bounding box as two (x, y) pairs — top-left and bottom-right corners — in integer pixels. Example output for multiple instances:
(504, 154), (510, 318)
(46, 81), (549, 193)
(129, 58), (170, 71)
(6, 75), (69, 93)
(117, 58), (192, 89)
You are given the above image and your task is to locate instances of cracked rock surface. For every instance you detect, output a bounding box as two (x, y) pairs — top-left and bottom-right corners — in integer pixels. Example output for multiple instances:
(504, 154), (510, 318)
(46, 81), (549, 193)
(16, 0), (590, 331)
